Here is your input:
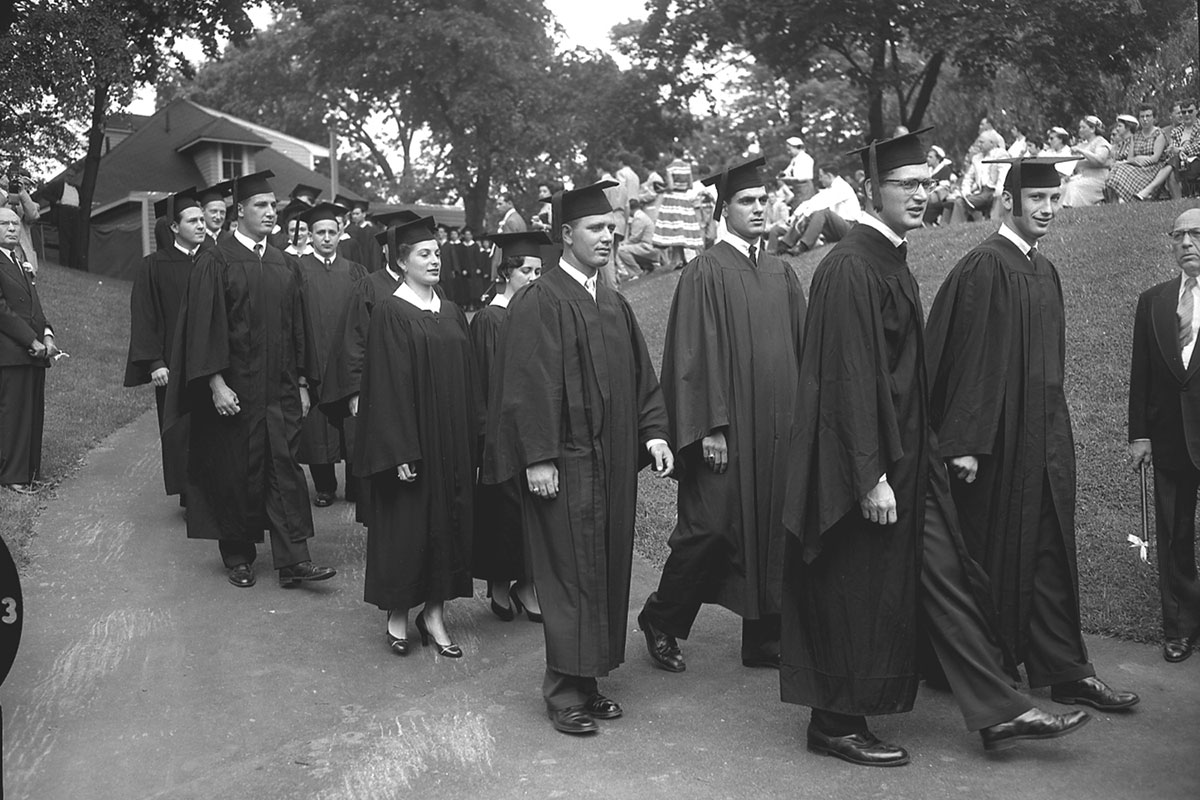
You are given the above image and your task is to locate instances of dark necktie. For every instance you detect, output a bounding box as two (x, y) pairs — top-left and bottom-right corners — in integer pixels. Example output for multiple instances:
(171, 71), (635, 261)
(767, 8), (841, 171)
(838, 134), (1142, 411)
(254, 243), (263, 261)
(748, 243), (757, 265)
(1180, 276), (1196, 353)
(897, 242), (908, 260)
(1029, 244), (1038, 262)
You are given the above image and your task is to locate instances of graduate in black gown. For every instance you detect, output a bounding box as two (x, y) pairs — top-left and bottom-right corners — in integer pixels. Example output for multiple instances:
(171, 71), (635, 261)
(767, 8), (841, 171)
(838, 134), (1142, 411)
(164, 171), (336, 590)
(639, 158), (806, 673)
(344, 216), (481, 658)
(124, 189), (206, 502)
(483, 182), (674, 736)
(780, 131), (1089, 767)
(926, 156), (1139, 711)
(321, 209), (422, 526)
(295, 202), (368, 507)
(339, 196), (381, 274)
(471, 230), (549, 622)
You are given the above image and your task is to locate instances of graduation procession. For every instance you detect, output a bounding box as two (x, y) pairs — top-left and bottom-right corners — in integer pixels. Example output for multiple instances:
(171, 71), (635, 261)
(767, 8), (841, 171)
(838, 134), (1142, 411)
(2, 1), (1200, 796)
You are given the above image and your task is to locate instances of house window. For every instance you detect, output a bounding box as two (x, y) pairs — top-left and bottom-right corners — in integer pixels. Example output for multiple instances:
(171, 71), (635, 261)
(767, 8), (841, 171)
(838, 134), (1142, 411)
(221, 144), (245, 180)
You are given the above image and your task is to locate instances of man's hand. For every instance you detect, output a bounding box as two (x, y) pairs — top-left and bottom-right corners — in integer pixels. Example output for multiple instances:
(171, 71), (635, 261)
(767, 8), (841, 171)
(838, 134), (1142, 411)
(1130, 440), (1152, 469)
(348, 394), (359, 417)
(860, 480), (897, 526)
(42, 335), (60, 360)
(28, 338), (47, 360)
(299, 386), (311, 417)
(949, 455), (979, 483)
(209, 374), (240, 417)
(398, 463), (418, 482)
(526, 461), (559, 499)
(150, 367), (169, 387)
(701, 430), (728, 473)
(650, 441), (675, 477)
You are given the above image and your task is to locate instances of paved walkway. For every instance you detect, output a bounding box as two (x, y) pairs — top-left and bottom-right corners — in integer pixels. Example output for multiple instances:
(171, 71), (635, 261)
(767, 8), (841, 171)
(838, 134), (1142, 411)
(1, 410), (1197, 799)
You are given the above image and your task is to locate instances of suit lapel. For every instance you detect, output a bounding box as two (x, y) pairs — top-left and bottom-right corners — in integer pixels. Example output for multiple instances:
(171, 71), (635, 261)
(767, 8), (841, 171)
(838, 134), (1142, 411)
(0, 250), (31, 296)
(1152, 280), (1188, 383)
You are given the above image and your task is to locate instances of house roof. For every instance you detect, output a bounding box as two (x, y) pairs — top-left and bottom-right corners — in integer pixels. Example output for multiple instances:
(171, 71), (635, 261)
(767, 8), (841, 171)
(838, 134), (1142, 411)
(51, 98), (362, 214)
(371, 203), (466, 230)
(190, 100), (331, 160)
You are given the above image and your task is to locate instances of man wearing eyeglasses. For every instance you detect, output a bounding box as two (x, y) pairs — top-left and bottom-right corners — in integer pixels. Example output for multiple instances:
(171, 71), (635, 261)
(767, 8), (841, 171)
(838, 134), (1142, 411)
(926, 157), (1140, 714)
(1138, 99), (1200, 200)
(781, 135), (1089, 768)
(1129, 209), (1200, 663)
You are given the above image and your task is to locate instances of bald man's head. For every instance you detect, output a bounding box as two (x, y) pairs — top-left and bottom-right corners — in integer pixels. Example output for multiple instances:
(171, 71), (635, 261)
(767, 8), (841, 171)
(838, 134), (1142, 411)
(0, 207), (20, 248)
(1171, 208), (1200, 276)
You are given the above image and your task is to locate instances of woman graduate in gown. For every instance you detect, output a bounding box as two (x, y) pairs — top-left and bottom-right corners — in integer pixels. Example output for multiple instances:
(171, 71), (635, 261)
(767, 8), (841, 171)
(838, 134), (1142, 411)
(351, 216), (482, 658)
(471, 230), (549, 622)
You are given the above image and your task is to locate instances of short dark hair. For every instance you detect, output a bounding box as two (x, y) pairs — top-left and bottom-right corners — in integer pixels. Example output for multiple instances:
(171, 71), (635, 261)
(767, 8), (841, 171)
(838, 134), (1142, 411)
(1138, 103), (1156, 116)
(498, 254), (525, 279)
(392, 241), (415, 268)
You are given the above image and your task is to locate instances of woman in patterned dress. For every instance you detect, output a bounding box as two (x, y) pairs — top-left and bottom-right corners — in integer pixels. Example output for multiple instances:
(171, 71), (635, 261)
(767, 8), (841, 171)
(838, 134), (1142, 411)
(652, 145), (704, 269)
(1106, 106), (1166, 202)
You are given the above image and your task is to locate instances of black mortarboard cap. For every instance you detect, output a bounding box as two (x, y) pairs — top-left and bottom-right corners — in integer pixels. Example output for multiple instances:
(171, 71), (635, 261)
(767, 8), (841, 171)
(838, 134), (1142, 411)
(492, 230), (552, 261)
(290, 183), (322, 203)
(374, 216), (438, 267)
(700, 156), (767, 222)
(551, 180), (616, 242)
(196, 182), (230, 206)
(984, 156), (1081, 216)
(846, 126), (933, 211)
(336, 194), (368, 212)
(277, 197), (312, 221)
(369, 208), (421, 227)
(153, 187), (200, 220)
(299, 202), (349, 227)
(229, 170), (275, 208)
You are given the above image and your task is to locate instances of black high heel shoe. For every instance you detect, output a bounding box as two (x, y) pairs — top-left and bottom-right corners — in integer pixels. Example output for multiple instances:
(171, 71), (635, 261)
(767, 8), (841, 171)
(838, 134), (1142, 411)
(386, 611), (409, 656)
(509, 586), (543, 623)
(488, 584), (515, 622)
(415, 612), (463, 658)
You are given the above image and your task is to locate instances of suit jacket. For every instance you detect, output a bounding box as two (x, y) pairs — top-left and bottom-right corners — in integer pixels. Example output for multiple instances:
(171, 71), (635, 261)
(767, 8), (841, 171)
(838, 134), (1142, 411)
(1129, 275), (1200, 470)
(0, 247), (50, 368)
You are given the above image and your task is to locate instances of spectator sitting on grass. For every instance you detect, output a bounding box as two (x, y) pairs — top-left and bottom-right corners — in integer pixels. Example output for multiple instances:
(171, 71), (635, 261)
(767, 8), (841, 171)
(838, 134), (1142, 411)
(1107, 106), (1166, 203)
(1135, 98), (1200, 201)
(949, 130), (1007, 223)
(1061, 115), (1111, 207)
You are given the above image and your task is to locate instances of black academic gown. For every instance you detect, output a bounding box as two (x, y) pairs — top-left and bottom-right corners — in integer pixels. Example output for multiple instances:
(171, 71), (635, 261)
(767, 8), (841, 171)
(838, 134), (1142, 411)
(483, 266), (670, 678)
(351, 222), (381, 273)
(469, 300), (525, 582)
(925, 233), (1080, 662)
(659, 241), (806, 618)
(781, 225), (945, 716)
(123, 245), (195, 495)
(354, 294), (480, 610)
(296, 253), (368, 465)
(164, 237), (315, 544)
(337, 236), (363, 265)
(321, 268), (404, 525)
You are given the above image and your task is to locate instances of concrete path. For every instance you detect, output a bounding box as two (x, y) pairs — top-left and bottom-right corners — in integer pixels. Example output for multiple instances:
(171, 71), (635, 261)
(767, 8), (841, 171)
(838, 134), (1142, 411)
(1, 410), (1197, 799)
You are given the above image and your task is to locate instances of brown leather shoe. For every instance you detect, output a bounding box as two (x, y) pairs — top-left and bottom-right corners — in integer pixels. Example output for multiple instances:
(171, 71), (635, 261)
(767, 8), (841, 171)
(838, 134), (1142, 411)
(1164, 637), (1194, 663)
(980, 708), (1091, 751)
(806, 725), (909, 767)
(637, 609), (685, 672)
(548, 706), (598, 735)
(1051, 676), (1139, 711)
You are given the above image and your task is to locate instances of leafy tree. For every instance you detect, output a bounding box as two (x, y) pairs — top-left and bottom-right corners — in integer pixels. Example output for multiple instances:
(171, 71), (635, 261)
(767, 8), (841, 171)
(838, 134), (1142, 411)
(0, 1), (251, 269)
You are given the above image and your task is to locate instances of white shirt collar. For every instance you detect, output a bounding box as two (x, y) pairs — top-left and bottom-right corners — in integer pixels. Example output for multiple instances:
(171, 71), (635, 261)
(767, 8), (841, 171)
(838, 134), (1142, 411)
(1181, 272), (1200, 293)
(717, 228), (762, 259)
(385, 265), (402, 283)
(174, 241), (197, 257)
(489, 292), (511, 308)
(233, 228), (266, 253)
(558, 259), (598, 300)
(998, 223), (1035, 256)
(857, 212), (907, 248)
(393, 281), (442, 312)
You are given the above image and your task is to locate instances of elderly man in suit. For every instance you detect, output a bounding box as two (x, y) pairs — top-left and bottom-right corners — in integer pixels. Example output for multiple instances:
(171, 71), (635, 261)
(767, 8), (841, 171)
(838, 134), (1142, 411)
(0, 207), (61, 492)
(1130, 207), (1200, 663)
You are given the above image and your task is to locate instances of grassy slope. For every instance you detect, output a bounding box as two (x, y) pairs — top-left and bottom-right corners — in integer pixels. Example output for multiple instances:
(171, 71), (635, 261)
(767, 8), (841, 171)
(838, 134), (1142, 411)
(625, 200), (1198, 643)
(0, 265), (154, 568)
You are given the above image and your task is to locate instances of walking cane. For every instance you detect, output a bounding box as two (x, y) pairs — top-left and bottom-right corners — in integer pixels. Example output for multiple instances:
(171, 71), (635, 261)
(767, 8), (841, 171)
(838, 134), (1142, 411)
(1128, 461), (1151, 563)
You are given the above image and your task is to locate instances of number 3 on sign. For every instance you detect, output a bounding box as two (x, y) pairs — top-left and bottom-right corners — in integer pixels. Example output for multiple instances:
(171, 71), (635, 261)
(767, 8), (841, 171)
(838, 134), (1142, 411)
(1, 597), (17, 624)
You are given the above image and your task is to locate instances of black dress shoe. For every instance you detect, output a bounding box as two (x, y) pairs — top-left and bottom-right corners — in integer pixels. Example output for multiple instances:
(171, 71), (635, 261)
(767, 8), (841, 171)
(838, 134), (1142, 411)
(980, 708), (1091, 751)
(228, 563), (256, 588)
(1164, 637), (1194, 663)
(637, 610), (685, 672)
(415, 612), (463, 658)
(278, 560), (337, 587)
(313, 492), (335, 507)
(490, 596), (515, 622)
(585, 692), (623, 720)
(548, 706), (598, 735)
(1051, 676), (1139, 711)
(508, 587), (543, 623)
(806, 725), (909, 767)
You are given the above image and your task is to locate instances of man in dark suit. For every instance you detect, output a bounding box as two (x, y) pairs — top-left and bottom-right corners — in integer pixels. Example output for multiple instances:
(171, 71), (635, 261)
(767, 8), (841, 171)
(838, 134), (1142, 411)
(0, 207), (61, 492)
(1129, 207), (1200, 663)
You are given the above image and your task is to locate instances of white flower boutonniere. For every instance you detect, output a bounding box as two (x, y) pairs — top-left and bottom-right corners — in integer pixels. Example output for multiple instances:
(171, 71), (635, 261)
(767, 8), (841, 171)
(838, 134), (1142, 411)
(21, 262), (35, 283)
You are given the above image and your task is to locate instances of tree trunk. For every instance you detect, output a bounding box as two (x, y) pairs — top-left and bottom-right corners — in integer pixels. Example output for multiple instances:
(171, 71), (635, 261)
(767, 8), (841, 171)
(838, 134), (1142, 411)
(461, 164), (492, 233)
(866, 27), (888, 141)
(74, 81), (109, 271)
(907, 50), (946, 130)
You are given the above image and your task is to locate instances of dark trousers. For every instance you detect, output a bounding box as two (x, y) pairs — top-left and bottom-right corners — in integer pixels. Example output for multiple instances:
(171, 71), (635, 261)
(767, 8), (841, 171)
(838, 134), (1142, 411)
(216, 434), (311, 571)
(309, 463), (338, 494)
(543, 667), (598, 712)
(785, 209), (853, 251)
(813, 494), (1032, 733)
(57, 205), (80, 269)
(1022, 474), (1095, 687)
(0, 364), (44, 485)
(1153, 464), (1200, 639)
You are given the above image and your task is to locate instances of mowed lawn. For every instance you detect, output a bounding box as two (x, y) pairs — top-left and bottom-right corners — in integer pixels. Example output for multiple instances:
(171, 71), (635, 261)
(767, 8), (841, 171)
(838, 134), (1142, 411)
(3, 200), (1192, 642)
(625, 199), (1199, 644)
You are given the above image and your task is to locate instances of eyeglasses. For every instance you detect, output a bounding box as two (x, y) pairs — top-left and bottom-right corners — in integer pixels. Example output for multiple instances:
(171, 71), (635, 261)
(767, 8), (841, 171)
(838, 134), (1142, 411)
(881, 178), (934, 195)
(1168, 228), (1200, 242)
(1182, 109), (1198, 116)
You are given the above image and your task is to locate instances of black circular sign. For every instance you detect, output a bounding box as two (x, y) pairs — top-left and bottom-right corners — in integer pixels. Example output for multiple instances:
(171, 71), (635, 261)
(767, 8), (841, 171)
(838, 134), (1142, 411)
(0, 533), (22, 686)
